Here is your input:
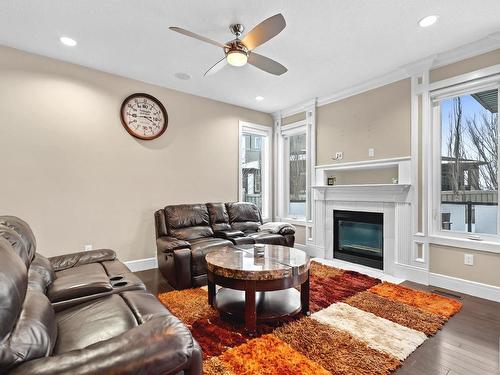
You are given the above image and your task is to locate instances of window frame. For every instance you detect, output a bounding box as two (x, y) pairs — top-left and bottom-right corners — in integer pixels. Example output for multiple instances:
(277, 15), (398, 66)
(429, 79), (500, 248)
(238, 121), (272, 221)
(282, 123), (308, 221)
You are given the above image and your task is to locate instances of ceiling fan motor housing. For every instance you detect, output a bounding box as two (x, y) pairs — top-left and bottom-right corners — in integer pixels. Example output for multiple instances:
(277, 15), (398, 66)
(229, 23), (245, 38)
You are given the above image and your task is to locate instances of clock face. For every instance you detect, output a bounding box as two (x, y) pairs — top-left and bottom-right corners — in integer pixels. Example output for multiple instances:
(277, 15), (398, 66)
(120, 93), (168, 140)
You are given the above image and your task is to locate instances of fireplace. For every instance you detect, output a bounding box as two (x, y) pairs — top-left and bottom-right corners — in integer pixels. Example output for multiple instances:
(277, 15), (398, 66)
(333, 210), (383, 270)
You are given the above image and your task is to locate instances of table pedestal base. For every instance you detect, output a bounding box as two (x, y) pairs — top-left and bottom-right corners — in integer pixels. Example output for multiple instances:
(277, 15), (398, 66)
(214, 287), (302, 332)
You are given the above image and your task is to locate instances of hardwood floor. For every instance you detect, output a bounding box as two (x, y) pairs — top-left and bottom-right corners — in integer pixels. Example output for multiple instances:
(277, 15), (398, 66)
(135, 268), (500, 374)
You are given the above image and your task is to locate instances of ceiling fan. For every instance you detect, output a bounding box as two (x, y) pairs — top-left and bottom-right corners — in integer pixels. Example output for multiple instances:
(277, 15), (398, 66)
(170, 13), (287, 76)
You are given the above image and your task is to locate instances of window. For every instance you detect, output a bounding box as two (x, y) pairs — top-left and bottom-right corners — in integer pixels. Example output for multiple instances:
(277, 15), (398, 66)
(239, 122), (272, 220)
(433, 86), (499, 237)
(287, 132), (307, 219)
(278, 120), (310, 222)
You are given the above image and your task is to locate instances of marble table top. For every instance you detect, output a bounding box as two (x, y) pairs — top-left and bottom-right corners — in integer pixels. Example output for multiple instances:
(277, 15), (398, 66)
(205, 245), (310, 281)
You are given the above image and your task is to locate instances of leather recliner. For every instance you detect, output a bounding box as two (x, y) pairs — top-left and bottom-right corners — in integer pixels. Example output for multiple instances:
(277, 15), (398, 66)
(0, 216), (145, 311)
(155, 204), (233, 289)
(154, 202), (295, 290)
(0, 218), (202, 375)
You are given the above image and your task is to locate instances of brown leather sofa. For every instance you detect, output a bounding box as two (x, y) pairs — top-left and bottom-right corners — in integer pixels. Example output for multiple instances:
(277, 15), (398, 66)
(0, 216), (202, 375)
(154, 202), (295, 289)
(0, 216), (146, 311)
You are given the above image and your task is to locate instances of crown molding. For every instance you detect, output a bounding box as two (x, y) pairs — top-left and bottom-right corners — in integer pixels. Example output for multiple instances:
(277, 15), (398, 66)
(279, 98), (316, 118)
(431, 33), (500, 69)
(402, 56), (436, 76)
(276, 33), (500, 113)
(316, 68), (410, 107)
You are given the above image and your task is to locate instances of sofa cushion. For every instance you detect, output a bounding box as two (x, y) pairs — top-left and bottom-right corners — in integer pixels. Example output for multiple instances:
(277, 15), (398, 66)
(226, 202), (262, 233)
(0, 225), (32, 269)
(0, 237), (28, 344)
(28, 253), (55, 293)
(54, 294), (138, 354)
(206, 202), (231, 231)
(48, 263), (113, 303)
(165, 204), (214, 240)
(190, 238), (232, 276)
(0, 216), (37, 263)
(0, 290), (57, 370)
(247, 232), (287, 246)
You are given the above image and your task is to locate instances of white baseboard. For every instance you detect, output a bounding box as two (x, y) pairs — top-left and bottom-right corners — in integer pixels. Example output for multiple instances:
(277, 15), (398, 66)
(429, 272), (500, 303)
(393, 263), (430, 285)
(305, 244), (325, 258)
(125, 257), (157, 272)
(294, 243), (307, 251)
(315, 258), (405, 284)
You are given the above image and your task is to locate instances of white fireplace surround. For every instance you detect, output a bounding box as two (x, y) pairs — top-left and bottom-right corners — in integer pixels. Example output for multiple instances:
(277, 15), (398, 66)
(310, 184), (415, 279)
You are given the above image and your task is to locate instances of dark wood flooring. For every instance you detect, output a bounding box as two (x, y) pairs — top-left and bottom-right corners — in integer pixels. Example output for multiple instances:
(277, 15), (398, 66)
(135, 268), (500, 375)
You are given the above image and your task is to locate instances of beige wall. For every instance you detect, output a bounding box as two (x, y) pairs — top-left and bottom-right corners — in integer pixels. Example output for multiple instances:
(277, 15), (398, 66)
(430, 48), (500, 82)
(316, 79), (411, 165)
(282, 111), (306, 125)
(430, 245), (500, 287)
(326, 166), (398, 185)
(0, 46), (272, 261)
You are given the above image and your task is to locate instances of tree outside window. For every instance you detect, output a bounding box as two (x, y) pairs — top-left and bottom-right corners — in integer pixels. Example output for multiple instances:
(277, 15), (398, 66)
(439, 88), (498, 234)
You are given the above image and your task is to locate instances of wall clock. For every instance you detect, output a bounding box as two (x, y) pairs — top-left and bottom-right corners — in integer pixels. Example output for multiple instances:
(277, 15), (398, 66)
(120, 93), (168, 140)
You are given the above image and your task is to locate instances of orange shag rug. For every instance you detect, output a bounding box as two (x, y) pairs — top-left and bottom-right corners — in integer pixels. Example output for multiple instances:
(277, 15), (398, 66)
(158, 261), (462, 375)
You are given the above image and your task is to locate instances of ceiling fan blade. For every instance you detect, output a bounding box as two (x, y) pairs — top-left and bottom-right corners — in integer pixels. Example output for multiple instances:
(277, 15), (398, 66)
(169, 27), (227, 48)
(204, 56), (227, 76)
(241, 13), (286, 50)
(248, 52), (287, 75)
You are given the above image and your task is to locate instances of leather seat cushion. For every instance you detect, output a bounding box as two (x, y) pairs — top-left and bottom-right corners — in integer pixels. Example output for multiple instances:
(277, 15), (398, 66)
(232, 236), (255, 245)
(54, 294), (137, 354)
(247, 232), (287, 246)
(48, 263), (112, 302)
(190, 238), (232, 276)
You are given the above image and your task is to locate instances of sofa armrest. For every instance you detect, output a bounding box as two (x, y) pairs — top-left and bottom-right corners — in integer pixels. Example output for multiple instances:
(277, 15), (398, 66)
(49, 249), (116, 272)
(214, 230), (245, 240)
(157, 236), (191, 253)
(259, 222), (296, 235)
(9, 315), (202, 375)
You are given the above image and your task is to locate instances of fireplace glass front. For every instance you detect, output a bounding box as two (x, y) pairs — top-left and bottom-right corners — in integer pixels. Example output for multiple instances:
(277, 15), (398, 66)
(334, 210), (383, 270)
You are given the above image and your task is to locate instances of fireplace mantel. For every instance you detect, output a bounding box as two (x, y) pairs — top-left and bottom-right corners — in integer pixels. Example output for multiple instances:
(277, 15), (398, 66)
(312, 184), (412, 203)
(309, 183), (415, 278)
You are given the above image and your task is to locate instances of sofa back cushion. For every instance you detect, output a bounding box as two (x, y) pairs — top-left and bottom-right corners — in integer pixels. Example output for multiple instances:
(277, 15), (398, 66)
(165, 204), (214, 241)
(0, 289), (57, 371)
(154, 209), (169, 238)
(0, 224), (32, 269)
(0, 216), (36, 263)
(0, 237), (28, 344)
(206, 203), (231, 231)
(225, 202), (262, 233)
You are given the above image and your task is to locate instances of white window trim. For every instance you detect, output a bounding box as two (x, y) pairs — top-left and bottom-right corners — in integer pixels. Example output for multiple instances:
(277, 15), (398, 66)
(429, 77), (500, 253)
(238, 121), (272, 221)
(283, 121), (307, 221)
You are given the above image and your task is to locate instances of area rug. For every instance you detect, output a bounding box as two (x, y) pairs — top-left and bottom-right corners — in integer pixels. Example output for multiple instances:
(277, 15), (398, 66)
(157, 261), (462, 375)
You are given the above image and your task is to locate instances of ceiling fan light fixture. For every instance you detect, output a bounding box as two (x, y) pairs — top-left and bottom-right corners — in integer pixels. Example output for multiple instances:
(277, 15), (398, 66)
(226, 50), (248, 67)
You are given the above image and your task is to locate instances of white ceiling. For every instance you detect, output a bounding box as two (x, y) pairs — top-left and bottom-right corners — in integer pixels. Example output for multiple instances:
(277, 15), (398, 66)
(1, 0), (500, 113)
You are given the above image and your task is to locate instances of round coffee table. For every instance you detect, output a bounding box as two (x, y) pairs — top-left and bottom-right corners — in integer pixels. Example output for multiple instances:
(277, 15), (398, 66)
(206, 245), (310, 333)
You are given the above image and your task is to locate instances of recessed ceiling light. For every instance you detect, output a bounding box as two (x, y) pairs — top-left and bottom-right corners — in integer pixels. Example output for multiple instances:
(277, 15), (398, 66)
(418, 15), (438, 28)
(255, 96), (264, 102)
(174, 72), (192, 80)
(59, 36), (77, 47)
